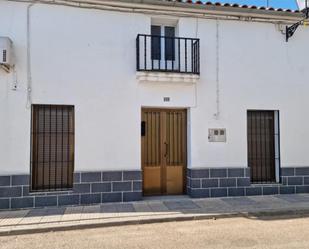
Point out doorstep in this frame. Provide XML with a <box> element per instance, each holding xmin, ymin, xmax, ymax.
<box><xmin>2</xmin><ymin>194</ymin><xmax>309</xmax><ymax>235</ymax></box>
<box><xmin>142</xmin><ymin>195</ymin><xmax>190</xmax><ymax>201</ymax></box>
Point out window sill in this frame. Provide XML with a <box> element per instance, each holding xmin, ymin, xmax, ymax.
<box><xmin>137</xmin><ymin>71</ymin><xmax>200</xmax><ymax>84</ymax></box>
<box><xmin>251</xmin><ymin>183</ymin><xmax>282</xmax><ymax>187</ymax></box>
<box><xmin>29</xmin><ymin>189</ymin><xmax>73</xmax><ymax>196</ymax></box>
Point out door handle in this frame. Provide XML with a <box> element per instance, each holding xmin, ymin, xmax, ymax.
<box><xmin>164</xmin><ymin>142</ymin><xmax>168</xmax><ymax>158</ymax></box>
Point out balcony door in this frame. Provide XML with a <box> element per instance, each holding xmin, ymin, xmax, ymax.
<box><xmin>141</xmin><ymin>108</ymin><xmax>187</xmax><ymax>195</ymax></box>
<box><xmin>151</xmin><ymin>25</ymin><xmax>176</xmax><ymax>71</ymax></box>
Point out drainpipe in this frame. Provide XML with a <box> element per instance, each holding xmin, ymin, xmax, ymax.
<box><xmin>26</xmin><ymin>2</ymin><xmax>36</xmax><ymax>109</ymax></box>
<box><xmin>214</xmin><ymin>19</ymin><xmax>220</xmax><ymax>120</ymax></box>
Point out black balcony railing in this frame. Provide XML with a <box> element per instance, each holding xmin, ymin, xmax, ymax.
<box><xmin>136</xmin><ymin>34</ymin><xmax>200</xmax><ymax>75</ymax></box>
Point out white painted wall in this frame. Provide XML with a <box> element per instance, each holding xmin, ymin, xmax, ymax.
<box><xmin>1</xmin><ymin>2</ymin><xmax>309</xmax><ymax>175</ymax></box>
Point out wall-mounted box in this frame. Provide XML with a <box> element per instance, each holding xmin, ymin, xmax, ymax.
<box><xmin>208</xmin><ymin>128</ymin><xmax>226</xmax><ymax>142</ymax></box>
<box><xmin>0</xmin><ymin>37</ymin><xmax>13</xmax><ymax>72</ymax></box>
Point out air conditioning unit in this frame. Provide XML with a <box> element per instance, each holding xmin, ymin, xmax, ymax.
<box><xmin>0</xmin><ymin>37</ymin><xmax>13</xmax><ymax>72</ymax></box>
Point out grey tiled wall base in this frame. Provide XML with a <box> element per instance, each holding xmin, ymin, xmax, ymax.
<box><xmin>187</xmin><ymin>167</ymin><xmax>309</xmax><ymax>198</ymax></box>
<box><xmin>281</xmin><ymin>167</ymin><xmax>309</xmax><ymax>194</ymax></box>
<box><xmin>187</xmin><ymin>168</ymin><xmax>251</xmax><ymax>198</ymax></box>
<box><xmin>0</xmin><ymin>170</ymin><xmax>142</xmax><ymax>210</ymax></box>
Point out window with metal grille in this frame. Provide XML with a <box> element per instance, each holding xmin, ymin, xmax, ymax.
<box><xmin>31</xmin><ymin>105</ymin><xmax>74</xmax><ymax>191</ymax></box>
<box><xmin>247</xmin><ymin>110</ymin><xmax>280</xmax><ymax>183</ymax></box>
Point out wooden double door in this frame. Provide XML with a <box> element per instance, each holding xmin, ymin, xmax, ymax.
<box><xmin>141</xmin><ymin>108</ymin><xmax>187</xmax><ymax>195</ymax></box>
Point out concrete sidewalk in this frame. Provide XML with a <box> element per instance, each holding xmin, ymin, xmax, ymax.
<box><xmin>1</xmin><ymin>194</ymin><xmax>309</xmax><ymax>235</ymax></box>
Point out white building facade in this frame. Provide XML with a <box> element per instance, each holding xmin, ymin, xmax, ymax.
<box><xmin>1</xmin><ymin>0</ymin><xmax>309</xmax><ymax>209</ymax></box>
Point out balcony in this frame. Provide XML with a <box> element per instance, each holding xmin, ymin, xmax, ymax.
<box><xmin>136</xmin><ymin>34</ymin><xmax>200</xmax><ymax>83</ymax></box>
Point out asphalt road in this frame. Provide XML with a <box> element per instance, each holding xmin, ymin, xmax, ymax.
<box><xmin>1</xmin><ymin>216</ymin><xmax>309</xmax><ymax>249</ymax></box>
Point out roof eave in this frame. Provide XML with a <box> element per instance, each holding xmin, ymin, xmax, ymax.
<box><xmin>92</xmin><ymin>0</ymin><xmax>303</xmax><ymax>21</ymax></box>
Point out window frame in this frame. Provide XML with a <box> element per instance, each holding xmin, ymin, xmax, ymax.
<box><xmin>150</xmin><ymin>24</ymin><xmax>176</xmax><ymax>62</ymax></box>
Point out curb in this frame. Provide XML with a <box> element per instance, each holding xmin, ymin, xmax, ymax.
<box><xmin>0</xmin><ymin>213</ymin><xmax>242</xmax><ymax>236</ymax></box>
<box><xmin>2</xmin><ymin>208</ymin><xmax>309</xmax><ymax>236</ymax></box>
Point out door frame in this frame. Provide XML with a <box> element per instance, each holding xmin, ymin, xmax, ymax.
<box><xmin>141</xmin><ymin>107</ymin><xmax>188</xmax><ymax>195</ymax></box>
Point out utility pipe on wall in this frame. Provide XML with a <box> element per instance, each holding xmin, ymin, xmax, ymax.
<box><xmin>192</xmin><ymin>17</ymin><xmax>199</xmax><ymax>108</ymax></box>
<box><xmin>26</xmin><ymin>2</ymin><xmax>36</xmax><ymax>109</ymax></box>
<box><xmin>214</xmin><ymin>19</ymin><xmax>220</xmax><ymax>120</ymax></box>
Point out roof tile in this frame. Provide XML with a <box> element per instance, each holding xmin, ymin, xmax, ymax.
<box><xmin>172</xmin><ymin>0</ymin><xmax>300</xmax><ymax>13</ymax></box>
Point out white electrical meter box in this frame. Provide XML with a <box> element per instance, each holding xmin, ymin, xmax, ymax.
<box><xmin>208</xmin><ymin>128</ymin><xmax>226</xmax><ymax>142</ymax></box>
<box><xmin>0</xmin><ymin>37</ymin><xmax>13</xmax><ymax>69</ymax></box>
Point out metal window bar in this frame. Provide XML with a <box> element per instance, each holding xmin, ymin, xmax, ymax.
<box><xmin>165</xmin><ymin>37</ymin><xmax>167</xmax><ymax>71</ymax></box>
<box><xmin>184</xmin><ymin>38</ymin><xmax>187</xmax><ymax>72</ymax></box>
<box><xmin>193</xmin><ymin>40</ymin><xmax>199</xmax><ymax>74</ymax></box>
<box><xmin>136</xmin><ymin>36</ymin><xmax>139</xmax><ymax>71</ymax></box>
<box><xmin>31</xmin><ymin>105</ymin><xmax>75</xmax><ymax>192</ymax></box>
<box><xmin>136</xmin><ymin>34</ymin><xmax>200</xmax><ymax>75</ymax></box>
